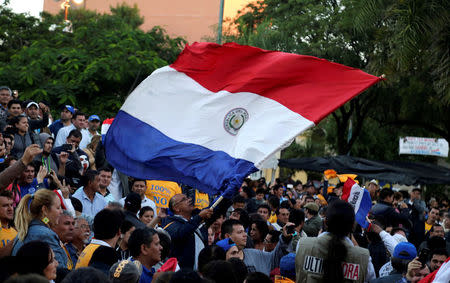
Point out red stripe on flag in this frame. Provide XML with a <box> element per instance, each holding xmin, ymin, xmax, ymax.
<box><xmin>171</xmin><ymin>42</ymin><xmax>382</xmax><ymax>123</ymax></box>
<box><xmin>342</xmin><ymin>178</ymin><xmax>356</xmax><ymax>201</ymax></box>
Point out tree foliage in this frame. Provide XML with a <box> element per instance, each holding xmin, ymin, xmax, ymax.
<box><xmin>227</xmin><ymin>0</ymin><xmax>449</xmax><ymax>164</ymax></box>
<box><xmin>0</xmin><ymin>4</ymin><xmax>185</xmax><ymax>117</ymax></box>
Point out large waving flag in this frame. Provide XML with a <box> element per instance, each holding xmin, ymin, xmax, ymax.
<box><xmin>342</xmin><ymin>178</ymin><xmax>372</xmax><ymax>228</ymax></box>
<box><xmin>105</xmin><ymin>42</ymin><xmax>382</xmax><ymax>196</ymax></box>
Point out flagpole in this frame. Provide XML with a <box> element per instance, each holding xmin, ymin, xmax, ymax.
<box><xmin>217</xmin><ymin>0</ymin><xmax>225</xmax><ymax>44</ymax></box>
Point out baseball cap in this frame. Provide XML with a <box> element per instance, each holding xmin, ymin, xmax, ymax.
<box><xmin>369</xmin><ymin>179</ymin><xmax>379</xmax><ymax>185</ymax></box>
<box><xmin>63</xmin><ymin>105</ymin><xmax>75</xmax><ymax>114</ymax></box>
<box><xmin>26</xmin><ymin>101</ymin><xmax>39</xmax><ymax>109</ymax></box>
<box><xmin>89</xmin><ymin>114</ymin><xmax>101</xmax><ymax>122</ymax></box>
<box><xmin>216</xmin><ymin>238</ymin><xmax>236</xmax><ymax>252</ymax></box>
<box><xmin>280</xmin><ymin>253</ymin><xmax>296</xmax><ymax>278</ymax></box>
<box><xmin>393</xmin><ymin>242</ymin><xmax>417</xmax><ymax>260</ymax></box>
<box><xmin>304</xmin><ymin>202</ymin><xmax>319</xmax><ymax>212</ymax></box>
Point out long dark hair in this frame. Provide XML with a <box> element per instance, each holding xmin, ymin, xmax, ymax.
<box><xmin>323</xmin><ymin>200</ymin><xmax>355</xmax><ymax>282</ymax></box>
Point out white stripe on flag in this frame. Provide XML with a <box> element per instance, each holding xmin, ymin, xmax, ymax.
<box><xmin>347</xmin><ymin>183</ymin><xmax>364</xmax><ymax>212</ymax></box>
<box><xmin>121</xmin><ymin>66</ymin><xmax>314</xmax><ymax>167</ymax></box>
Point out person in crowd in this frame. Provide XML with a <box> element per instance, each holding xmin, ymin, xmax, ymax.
<box><xmin>84</xmin><ymin>135</ymin><xmax>101</xmax><ymax>171</ymax></box>
<box><xmin>0</xmin><ymin>86</ymin><xmax>12</xmax><ymax>128</ymax></box>
<box><xmin>9</xmin><ymin>115</ymin><xmax>42</xmax><ymax>159</ymax></box>
<box><xmin>0</xmin><ymin>190</ymin><xmax>16</xmax><ymax>257</ymax></box>
<box><xmin>15</xmin><ymin>241</ymin><xmax>59</xmax><ymax>281</ymax></box>
<box><xmin>366</xmin><ymin>179</ymin><xmax>380</xmax><ymax>201</ymax></box>
<box><xmin>246</xmin><ymin>188</ymin><xmax>266</xmax><ymax>214</ymax></box>
<box><xmin>128</xmin><ymin>227</ymin><xmax>162</xmax><ymax>282</ymax></box>
<box><xmin>198</xmin><ymin>245</ymin><xmax>226</xmax><ymax>274</ymax></box>
<box><xmin>274</xmin><ymin>253</ymin><xmax>296</xmax><ymax>283</ymax></box>
<box><xmin>302</xmin><ymin>202</ymin><xmax>322</xmax><ymax>237</ymax></box>
<box><xmin>76</xmin><ymin>208</ymin><xmax>124</xmax><ymax>271</ymax></box>
<box><xmin>139</xmin><ymin>206</ymin><xmax>154</xmax><ymax>226</ymax></box>
<box><xmin>264</xmin><ymin>230</ymin><xmax>282</xmax><ymax>252</ymax></box>
<box><xmin>24</xmin><ymin>101</ymin><xmax>44</xmax><ymax>134</ymax></box>
<box><xmin>97</xmin><ymin>167</ymin><xmax>114</xmax><ymax>203</ymax></box>
<box><xmin>216</xmin><ymin>238</ymin><xmax>242</xmax><ymax>260</ymax></box>
<box><xmin>12</xmin><ymin>189</ymin><xmax>68</xmax><ymax>269</ymax></box>
<box><xmin>119</xmin><ymin>179</ymin><xmax>157</xmax><ymax>217</ymax></box>
<box><xmin>249</xmin><ymin>220</ymin><xmax>269</xmax><ymax>250</ymax></box>
<box><xmin>35</xmin><ymin>133</ymin><xmax>68</xmax><ymax>176</ymax></box>
<box><xmin>428</xmin><ymin>248</ymin><xmax>448</xmax><ymax>272</ymax></box>
<box><xmin>3</xmin><ymin>134</ymin><xmax>14</xmax><ymax>158</ymax></box>
<box><xmin>6</xmin><ymin>100</ymin><xmax>23</xmax><ymax>121</ymax></box>
<box><xmin>272</xmin><ymin>207</ymin><xmax>290</xmax><ymax>231</ymax></box>
<box><xmin>419</xmin><ymin>224</ymin><xmax>450</xmax><ymax>254</ymax></box>
<box><xmin>66</xmin><ymin>215</ymin><xmax>90</xmax><ymax>265</ymax></box>
<box><xmin>7</xmin><ymin>163</ymin><xmax>46</xmax><ymax>200</ymax></box>
<box><xmin>162</xmin><ymin>193</ymin><xmax>213</xmax><ymax>270</ymax></box>
<box><xmin>72</xmin><ymin>170</ymin><xmax>107</xmax><ymax>218</ymax></box>
<box><xmin>289</xmin><ymin>209</ymin><xmax>307</xmax><ymax>252</ymax></box>
<box><xmin>108</xmin><ymin>260</ymin><xmax>141</xmax><ymax>283</ymax></box>
<box><xmin>221</xmin><ymin>218</ymin><xmax>293</xmax><ymax>275</ymax></box>
<box><xmin>116</xmin><ymin>220</ymin><xmax>135</xmax><ymax>260</ymax></box>
<box><xmin>295</xmin><ymin>200</ymin><xmax>376</xmax><ymax>282</ymax></box>
<box><xmin>54</xmin><ymin>111</ymin><xmax>91</xmax><ymax>150</ymax></box>
<box><xmin>49</xmin><ymin>105</ymin><xmax>74</xmax><ymax>139</ymax></box>
<box><xmin>87</xmin><ymin>115</ymin><xmax>101</xmax><ymax>139</ymax></box>
<box><xmin>123</xmin><ymin>192</ymin><xmax>145</xmax><ymax>229</ymax></box>
<box><xmin>267</xmin><ymin>196</ymin><xmax>280</xmax><ymax>224</ymax></box>
<box><xmin>371</xmin><ymin>188</ymin><xmax>411</xmax><ymax>229</ymax></box>
<box><xmin>371</xmin><ymin>242</ymin><xmax>417</xmax><ymax>282</ymax></box>
<box><xmin>405</xmin><ymin>257</ymin><xmax>431</xmax><ymax>282</ymax></box>
<box><xmin>424</xmin><ymin>207</ymin><xmax>440</xmax><ymax>234</ymax></box>
<box><xmin>257</xmin><ymin>204</ymin><xmax>271</xmax><ymax>224</ymax></box>
<box><xmin>202</xmin><ymin>260</ymin><xmax>238</xmax><ymax>283</ymax></box>
<box><xmin>0</xmin><ymin>144</ymin><xmax>41</xmax><ymax>202</ymax></box>
<box><xmin>226</xmin><ymin>195</ymin><xmax>246</xmax><ymax>218</ymax></box>
<box><xmin>52</xmin><ymin>129</ymin><xmax>87</xmax><ymax>178</ymax></box>
<box><xmin>51</xmin><ymin>210</ymin><xmax>75</xmax><ymax>270</ymax></box>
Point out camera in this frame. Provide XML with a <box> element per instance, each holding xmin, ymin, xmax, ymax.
<box><xmin>286</xmin><ymin>224</ymin><xmax>296</xmax><ymax>234</ymax></box>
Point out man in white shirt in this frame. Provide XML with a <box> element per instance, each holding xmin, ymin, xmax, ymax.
<box><xmin>119</xmin><ymin>179</ymin><xmax>157</xmax><ymax>216</ymax></box>
<box><xmin>54</xmin><ymin>111</ymin><xmax>91</xmax><ymax>150</ymax></box>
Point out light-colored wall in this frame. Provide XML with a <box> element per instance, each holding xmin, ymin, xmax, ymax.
<box><xmin>44</xmin><ymin>0</ymin><xmax>225</xmax><ymax>42</ymax></box>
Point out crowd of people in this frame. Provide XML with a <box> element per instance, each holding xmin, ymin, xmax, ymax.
<box><xmin>0</xmin><ymin>84</ymin><xmax>448</xmax><ymax>283</ymax></box>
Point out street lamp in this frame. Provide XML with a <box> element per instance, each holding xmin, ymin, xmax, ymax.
<box><xmin>60</xmin><ymin>0</ymin><xmax>84</xmax><ymax>21</ymax></box>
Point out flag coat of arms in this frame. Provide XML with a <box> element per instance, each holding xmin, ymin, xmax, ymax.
<box><xmin>105</xmin><ymin>42</ymin><xmax>382</xmax><ymax>196</ymax></box>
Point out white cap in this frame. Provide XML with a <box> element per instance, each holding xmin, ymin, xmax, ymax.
<box><xmin>26</xmin><ymin>101</ymin><xmax>39</xmax><ymax>109</ymax></box>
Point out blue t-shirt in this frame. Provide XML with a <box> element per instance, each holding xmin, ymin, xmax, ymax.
<box><xmin>20</xmin><ymin>178</ymin><xmax>49</xmax><ymax>197</ymax></box>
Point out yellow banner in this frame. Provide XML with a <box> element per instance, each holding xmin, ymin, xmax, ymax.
<box><xmin>194</xmin><ymin>190</ymin><xmax>210</xmax><ymax>209</ymax></box>
<box><xmin>145</xmin><ymin>180</ymin><xmax>182</xmax><ymax>208</ymax></box>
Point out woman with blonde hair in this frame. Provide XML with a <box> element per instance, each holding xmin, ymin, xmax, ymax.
<box><xmin>84</xmin><ymin>135</ymin><xmax>101</xmax><ymax>170</ymax></box>
<box><xmin>11</xmin><ymin>189</ymin><xmax>68</xmax><ymax>269</ymax></box>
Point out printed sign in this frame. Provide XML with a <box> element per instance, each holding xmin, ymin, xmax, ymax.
<box><xmin>194</xmin><ymin>189</ymin><xmax>210</xmax><ymax>209</ymax></box>
<box><xmin>303</xmin><ymin>256</ymin><xmax>360</xmax><ymax>280</ymax></box>
<box><xmin>399</xmin><ymin>137</ymin><xmax>448</xmax><ymax>157</ymax></box>
<box><xmin>145</xmin><ymin>180</ymin><xmax>182</xmax><ymax>208</ymax></box>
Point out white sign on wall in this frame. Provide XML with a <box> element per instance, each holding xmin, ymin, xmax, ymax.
<box><xmin>399</xmin><ymin>137</ymin><xmax>449</xmax><ymax>157</ymax></box>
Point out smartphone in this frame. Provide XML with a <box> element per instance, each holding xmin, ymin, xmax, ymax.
<box><xmin>418</xmin><ymin>248</ymin><xmax>430</xmax><ymax>267</ymax></box>
<box><xmin>61</xmin><ymin>144</ymin><xmax>72</xmax><ymax>152</ymax></box>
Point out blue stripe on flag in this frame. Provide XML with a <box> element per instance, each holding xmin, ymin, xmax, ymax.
<box><xmin>105</xmin><ymin>111</ymin><xmax>258</xmax><ymax>195</ymax></box>
<box><xmin>355</xmin><ymin>189</ymin><xmax>372</xmax><ymax>228</ymax></box>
